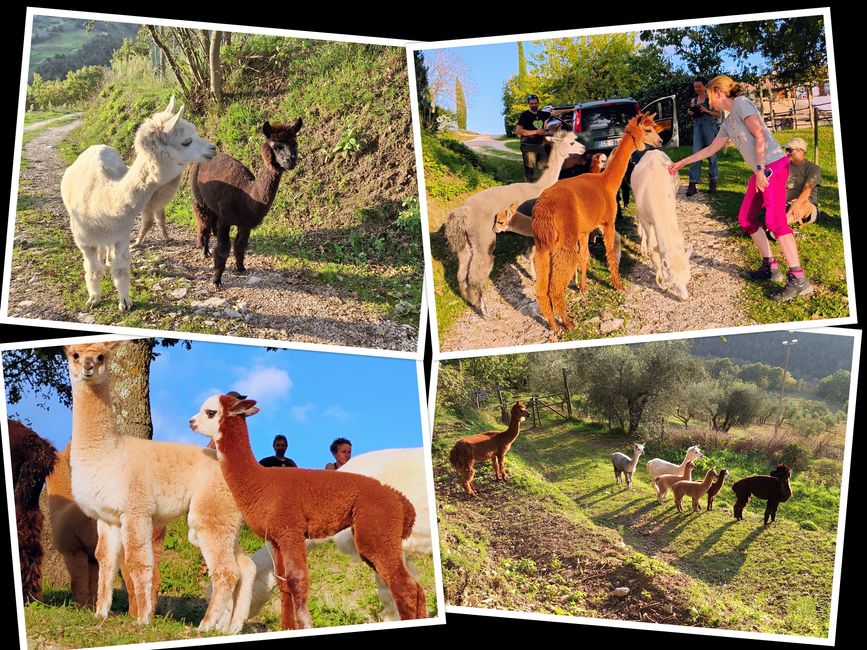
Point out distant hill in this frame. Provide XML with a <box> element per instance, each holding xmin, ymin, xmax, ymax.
<box><xmin>28</xmin><ymin>16</ymin><xmax>139</xmax><ymax>82</ymax></box>
<box><xmin>690</xmin><ymin>331</ymin><xmax>855</xmax><ymax>382</ymax></box>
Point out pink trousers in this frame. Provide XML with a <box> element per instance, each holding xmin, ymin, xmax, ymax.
<box><xmin>738</xmin><ymin>156</ymin><xmax>791</xmax><ymax>237</ymax></box>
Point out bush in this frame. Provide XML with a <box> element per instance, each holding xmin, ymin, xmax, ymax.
<box><xmin>801</xmin><ymin>458</ymin><xmax>842</xmax><ymax>487</ymax></box>
<box><xmin>774</xmin><ymin>442</ymin><xmax>810</xmax><ymax>472</ymax></box>
<box><xmin>26</xmin><ymin>66</ymin><xmax>106</xmax><ymax>110</ymax></box>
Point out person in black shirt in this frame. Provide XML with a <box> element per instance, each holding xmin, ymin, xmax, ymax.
<box><xmin>259</xmin><ymin>434</ymin><xmax>298</xmax><ymax>468</ymax></box>
<box><xmin>515</xmin><ymin>94</ymin><xmax>572</xmax><ymax>182</ymax></box>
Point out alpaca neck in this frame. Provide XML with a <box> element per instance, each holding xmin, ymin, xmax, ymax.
<box><xmin>600</xmin><ymin>132</ymin><xmax>639</xmax><ymax>190</ymax></box>
<box><xmin>506</xmin><ymin>212</ymin><xmax>534</xmax><ymax>237</ymax></box>
<box><xmin>250</xmin><ymin>142</ymin><xmax>283</xmax><ymax>209</ymax></box>
<box><xmin>535</xmin><ymin>145</ymin><xmax>571</xmax><ymax>189</ymax></box>
<box><xmin>115</xmin><ymin>147</ymin><xmax>177</xmax><ymax>220</ymax></box>
<box><xmin>215</xmin><ymin>419</ymin><xmax>268</xmax><ymax>511</ymax></box>
<box><xmin>675</xmin><ymin>453</ymin><xmax>695</xmax><ymax>475</ymax></box>
<box><xmin>700</xmin><ymin>473</ymin><xmax>716</xmax><ymax>489</ymax></box>
<box><xmin>70</xmin><ymin>380</ymin><xmax>119</xmax><ymax>456</ymax></box>
<box><xmin>778</xmin><ymin>476</ymin><xmax>792</xmax><ymax>501</ymax></box>
<box><xmin>499</xmin><ymin>413</ymin><xmax>524</xmax><ymax>446</ymax></box>
<box><xmin>626</xmin><ymin>451</ymin><xmax>643</xmax><ymax>473</ymax></box>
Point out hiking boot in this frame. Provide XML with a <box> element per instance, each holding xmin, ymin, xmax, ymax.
<box><xmin>774</xmin><ymin>273</ymin><xmax>814</xmax><ymax>301</ymax></box>
<box><xmin>686</xmin><ymin>183</ymin><xmax>698</xmax><ymax>197</ymax></box>
<box><xmin>746</xmin><ymin>259</ymin><xmax>784</xmax><ymax>282</ymax></box>
<box><xmin>708</xmin><ymin>179</ymin><xmax>717</xmax><ymax>193</ymax></box>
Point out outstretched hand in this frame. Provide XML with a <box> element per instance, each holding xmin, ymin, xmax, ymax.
<box><xmin>668</xmin><ymin>162</ymin><xmax>684</xmax><ymax>175</ymax></box>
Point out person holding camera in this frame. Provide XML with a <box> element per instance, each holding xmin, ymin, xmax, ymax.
<box><xmin>669</xmin><ymin>75</ymin><xmax>812</xmax><ymax>301</ymax></box>
<box><xmin>686</xmin><ymin>76</ymin><xmax>721</xmax><ymax>197</ymax></box>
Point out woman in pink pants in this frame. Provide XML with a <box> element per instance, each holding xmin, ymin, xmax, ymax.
<box><xmin>669</xmin><ymin>75</ymin><xmax>812</xmax><ymax>302</ymax></box>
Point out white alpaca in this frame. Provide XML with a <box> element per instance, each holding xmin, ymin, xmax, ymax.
<box><xmin>444</xmin><ymin>130</ymin><xmax>585</xmax><ymax>316</ymax></box>
<box><xmin>630</xmin><ymin>150</ymin><xmax>692</xmax><ymax>300</ymax></box>
<box><xmin>65</xmin><ymin>341</ymin><xmax>254</xmax><ymax>633</ymax></box>
<box><xmin>647</xmin><ymin>445</ymin><xmax>703</xmax><ymax>496</ymax></box>
<box><xmin>611</xmin><ymin>442</ymin><xmax>645</xmax><ymax>489</ymax></box>
<box><xmin>61</xmin><ymin>97</ymin><xmax>216</xmax><ymax>310</ymax></box>
<box><xmin>246</xmin><ymin>448</ymin><xmax>431</xmax><ymax>621</ymax></box>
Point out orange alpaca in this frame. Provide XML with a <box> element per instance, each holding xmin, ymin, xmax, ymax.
<box><xmin>449</xmin><ymin>401</ymin><xmax>530</xmax><ymax>496</ymax></box>
<box><xmin>532</xmin><ymin>113</ymin><xmax>664</xmax><ymax>331</ymax></box>
<box><xmin>191</xmin><ymin>395</ymin><xmax>426</xmax><ymax>630</ymax></box>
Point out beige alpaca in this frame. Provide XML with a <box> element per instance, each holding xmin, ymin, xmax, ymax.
<box><xmin>61</xmin><ymin>97</ymin><xmax>216</xmax><ymax>311</ymax></box>
<box><xmin>131</xmin><ymin>174</ymin><xmax>182</xmax><ymax>248</ymax></box>
<box><xmin>46</xmin><ymin>445</ymin><xmax>165</xmax><ymax>615</ymax></box>
<box><xmin>673</xmin><ymin>468</ymin><xmax>719</xmax><ymax>513</ymax></box>
<box><xmin>65</xmin><ymin>342</ymin><xmax>254</xmax><ymax>632</ymax></box>
<box><xmin>652</xmin><ymin>459</ymin><xmax>694</xmax><ymax>504</ymax></box>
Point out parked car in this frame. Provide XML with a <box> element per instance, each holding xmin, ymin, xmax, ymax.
<box><xmin>544</xmin><ymin>95</ymin><xmax>679</xmax><ymax>158</ymax></box>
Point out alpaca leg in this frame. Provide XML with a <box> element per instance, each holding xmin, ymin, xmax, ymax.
<box><xmin>64</xmin><ymin>550</ymin><xmax>91</xmax><ymax>607</ymax></box>
<box><xmin>733</xmin><ymin>493</ymin><xmax>750</xmax><ymax>520</ymax></box>
<box><xmin>271</xmin><ymin>545</ymin><xmax>296</xmax><ymax>630</ymax></box>
<box><xmin>233</xmin><ymin>225</ymin><xmax>250</xmax><ymax>274</ymax></box>
<box><xmin>108</xmin><ymin>241</ymin><xmax>133</xmax><ymax>311</ymax></box>
<box><xmin>626</xmin><ymin>471</ymin><xmax>633</xmax><ymax>489</ymax></box>
<box><xmin>213</xmin><ymin>224</ymin><xmax>232</xmax><ymax>288</ymax></box>
<box><xmin>87</xmin><ymin>558</ymin><xmax>99</xmax><ymax>608</ymax></box>
<box><xmin>132</xmin><ymin>209</ymin><xmax>155</xmax><ymax>248</ymax></box>
<box><xmin>674</xmin><ymin>494</ymin><xmax>684</xmax><ymax>513</ymax></box>
<box><xmin>149</xmin><ymin>526</ymin><xmax>165</xmax><ymax>618</ymax></box>
<box><xmin>227</xmin><ymin>547</ymin><xmax>256</xmax><ymax>634</ymax></box>
<box><xmin>355</xmin><ymin>512</ymin><xmax>426</xmax><ymax>620</ymax></box>
<box><xmin>764</xmin><ymin>502</ymin><xmax>773</xmax><ymax>525</ymax></box>
<box><xmin>375</xmin><ymin>571</ymin><xmax>401</xmax><ymax>621</ymax></box>
<box><xmin>469</xmin><ymin>250</ymin><xmax>495</xmax><ymax>318</ymax></box>
<box><xmin>193</xmin><ymin>203</ymin><xmax>211</xmax><ymax>258</ymax></box>
<box><xmin>534</xmin><ymin>248</ymin><xmax>558</xmax><ymax>331</ymax></box>
<box><xmin>498</xmin><ymin>452</ymin><xmax>508</xmax><ymax>480</ymax></box>
<box><xmin>80</xmin><ymin>245</ymin><xmax>105</xmax><ymax>309</ymax></box>
<box><xmin>550</xmin><ymin>246</ymin><xmax>577</xmax><ymax>330</ymax></box>
<box><xmin>275</xmin><ymin>537</ymin><xmax>313</xmax><ymax>629</ymax></box>
<box><xmin>707</xmin><ymin>495</ymin><xmax>714</xmax><ymax>511</ymax></box>
<box><xmin>613</xmin><ymin>465</ymin><xmax>621</xmax><ymax>484</ymax></box>
<box><xmin>454</xmin><ymin>244</ymin><xmax>472</xmax><ymax>302</ymax></box>
<box><xmin>94</xmin><ymin>520</ymin><xmax>123</xmax><ymax>619</ymax></box>
<box><xmin>603</xmin><ymin>225</ymin><xmax>622</xmax><ymax>291</ymax></box>
<box><xmin>490</xmin><ymin>455</ymin><xmax>501</xmax><ymax>481</ymax></box>
<box><xmin>156</xmin><ymin>208</ymin><xmax>169</xmax><ymax>241</ymax></box>
<box><xmin>119</xmin><ymin>514</ymin><xmax>155</xmax><ymax>624</ymax></box>
<box><xmin>526</xmin><ymin>243</ymin><xmax>537</xmax><ymax>280</ymax></box>
<box><xmin>577</xmin><ymin>236</ymin><xmax>591</xmax><ymax>293</ymax></box>
<box><xmin>119</xmin><ymin>547</ymin><xmax>139</xmax><ymax>618</ymax></box>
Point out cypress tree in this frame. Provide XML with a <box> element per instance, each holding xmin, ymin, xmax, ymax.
<box><xmin>455</xmin><ymin>77</ymin><xmax>467</xmax><ymax>131</ymax></box>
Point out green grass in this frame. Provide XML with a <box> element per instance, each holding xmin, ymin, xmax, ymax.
<box><xmin>23</xmin><ymin>111</ymin><xmax>67</xmax><ymax>126</ymax></box>
<box><xmin>28</xmin><ymin>517</ymin><xmax>438</xmax><ymax>647</ymax></box>
<box><xmin>433</xmin><ymin>408</ymin><xmax>838</xmax><ymax>637</ymax></box>
<box><xmin>667</xmin><ymin>125</ymin><xmax>848</xmax><ymax>323</ymax></box>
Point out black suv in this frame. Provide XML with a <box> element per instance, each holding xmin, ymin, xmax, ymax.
<box><xmin>545</xmin><ymin>95</ymin><xmax>679</xmax><ymax>156</ymax></box>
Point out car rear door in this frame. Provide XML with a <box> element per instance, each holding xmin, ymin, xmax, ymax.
<box><xmin>642</xmin><ymin>95</ymin><xmax>678</xmax><ymax>148</ymax></box>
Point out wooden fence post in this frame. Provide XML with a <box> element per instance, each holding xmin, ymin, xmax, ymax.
<box><xmin>813</xmin><ymin>107</ymin><xmax>820</xmax><ymax>165</ymax></box>
<box><xmin>562</xmin><ymin>368</ymin><xmax>573</xmax><ymax>419</ymax></box>
<box><xmin>495</xmin><ymin>386</ymin><xmax>509</xmax><ymax>424</ymax></box>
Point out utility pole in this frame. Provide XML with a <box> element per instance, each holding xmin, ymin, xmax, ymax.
<box><xmin>775</xmin><ymin>336</ymin><xmax>798</xmax><ymax>434</ymax></box>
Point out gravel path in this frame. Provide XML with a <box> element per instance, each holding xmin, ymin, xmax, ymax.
<box><xmin>22</xmin><ymin>112</ymin><xmax>83</xmax><ymax>132</ymax></box>
<box><xmin>463</xmin><ymin>135</ymin><xmax>520</xmax><ymax>156</ymax></box>
<box><xmin>440</xmin><ymin>188</ymin><xmax>752</xmax><ymax>353</ymax></box>
<box><xmin>6</xmin><ymin>121</ymin><xmax>419</xmax><ymax>352</ymax></box>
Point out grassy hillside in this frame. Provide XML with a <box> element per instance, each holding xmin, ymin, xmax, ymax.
<box><xmin>27</xmin><ymin>516</ymin><xmax>437</xmax><ymax>647</ymax></box>
<box><xmin>433</xmin><ymin>408</ymin><xmax>839</xmax><ymax>638</ymax></box>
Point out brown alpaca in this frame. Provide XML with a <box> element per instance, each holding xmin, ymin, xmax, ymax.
<box><xmin>190</xmin><ymin>395</ymin><xmax>426</xmax><ymax>630</ymax></box>
<box><xmin>653</xmin><ymin>459</ymin><xmax>694</xmax><ymax>504</ymax></box>
<box><xmin>190</xmin><ymin>119</ymin><xmax>302</xmax><ymax>288</ymax></box>
<box><xmin>449</xmin><ymin>401</ymin><xmax>530</xmax><ymax>496</ymax></box>
<box><xmin>673</xmin><ymin>469</ymin><xmax>719</xmax><ymax>513</ymax></box>
<box><xmin>705</xmin><ymin>468</ymin><xmax>728</xmax><ymax>511</ymax></box>
<box><xmin>588</xmin><ymin>152</ymin><xmax>608</xmax><ymax>173</ymax></box>
<box><xmin>7</xmin><ymin>419</ymin><xmax>57</xmax><ymax>604</ymax></box>
<box><xmin>732</xmin><ymin>464</ymin><xmax>792</xmax><ymax>524</ymax></box>
<box><xmin>46</xmin><ymin>445</ymin><xmax>165</xmax><ymax>614</ymax></box>
<box><xmin>532</xmin><ymin>113</ymin><xmax>664</xmax><ymax>331</ymax></box>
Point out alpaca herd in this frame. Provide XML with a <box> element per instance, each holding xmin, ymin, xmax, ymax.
<box><xmin>7</xmin><ymin>341</ymin><xmax>429</xmax><ymax>632</ymax></box>
<box><xmin>60</xmin><ymin>98</ymin><xmax>303</xmax><ymax>310</ymax></box>
<box><xmin>447</xmin><ymin>111</ymin><xmax>696</xmax><ymax>331</ymax></box>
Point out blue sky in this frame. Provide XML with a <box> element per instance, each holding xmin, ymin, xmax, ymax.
<box><xmin>421</xmin><ymin>33</ymin><xmax>771</xmax><ymax>135</ymax></box>
<box><xmin>5</xmin><ymin>341</ymin><xmax>424</xmax><ymax>469</ymax></box>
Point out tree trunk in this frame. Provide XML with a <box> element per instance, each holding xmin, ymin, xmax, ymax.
<box><xmin>209</xmin><ymin>31</ymin><xmax>222</xmax><ymax>106</ymax></box>
<box><xmin>110</xmin><ymin>340</ymin><xmax>153</xmax><ymax>440</ymax></box>
<box><xmin>627</xmin><ymin>398</ymin><xmax>646</xmax><ymax>437</ymax></box>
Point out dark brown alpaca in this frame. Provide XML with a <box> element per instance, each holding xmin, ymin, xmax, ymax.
<box><xmin>449</xmin><ymin>401</ymin><xmax>530</xmax><ymax>496</ymax></box>
<box><xmin>190</xmin><ymin>119</ymin><xmax>302</xmax><ymax>288</ymax></box>
<box><xmin>732</xmin><ymin>464</ymin><xmax>792</xmax><ymax>524</ymax></box>
<box><xmin>532</xmin><ymin>113</ymin><xmax>663</xmax><ymax>332</ymax></box>
<box><xmin>705</xmin><ymin>467</ymin><xmax>728</xmax><ymax>511</ymax></box>
<box><xmin>190</xmin><ymin>395</ymin><xmax>426</xmax><ymax>630</ymax></box>
<box><xmin>7</xmin><ymin>420</ymin><xmax>57</xmax><ymax>604</ymax></box>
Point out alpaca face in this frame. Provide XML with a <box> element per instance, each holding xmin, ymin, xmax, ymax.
<box><xmin>660</xmin><ymin>256</ymin><xmax>691</xmax><ymax>301</ymax></box>
<box><xmin>771</xmin><ymin>464</ymin><xmax>791</xmax><ymax>481</ymax></box>
<box><xmin>685</xmin><ymin>445</ymin><xmax>703</xmax><ymax>462</ymax></box>
<box><xmin>263</xmin><ymin>119</ymin><xmax>302</xmax><ymax>171</ymax></box>
<box><xmin>190</xmin><ymin>395</ymin><xmax>260</xmax><ymax>443</ymax></box>
<box><xmin>137</xmin><ymin>105</ymin><xmax>217</xmax><ymax>172</ymax></box>
<box><xmin>633</xmin><ymin>443</ymin><xmax>645</xmax><ymax>455</ymax></box>
<box><xmin>65</xmin><ymin>342</ymin><xmax>121</xmax><ymax>385</ymax></box>
<box><xmin>493</xmin><ymin>203</ymin><xmax>519</xmax><ymax>233</ymax></box>
<box><xmin>512</xmin><ymin>401</ymin><xmax>531</xmax><ymax>422</ymax></box>
<box><xmin>549</xmin><ymin>130</ymin><xmax>584</xmax><ymax>157</ymax></box>
<box><xmin>589</xmin><ymin>153</ymin><xmax>607</xmax><ymax>173</ymax></box>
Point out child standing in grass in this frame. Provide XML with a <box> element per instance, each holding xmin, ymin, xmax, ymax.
<box><xmin>669</xmin><ymin>75</ymin><xmax>813</xmax><ymax>302</ymax></box>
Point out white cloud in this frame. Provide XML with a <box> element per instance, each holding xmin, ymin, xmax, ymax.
<box><xmin>324</xmin><ymin>405</ymin><xmax>352</xmax><ymax>422</ymax></box>
<box><xmin>291</xmin><ymin>402</ymin><xmax>316</xmax><ymax>422</ymax></box>
<box><xmin>232</xmin><ymin>365</ymin><xmax>293</xmax><ymax>402</ymax></box>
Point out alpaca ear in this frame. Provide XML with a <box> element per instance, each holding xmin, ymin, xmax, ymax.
<box><xmin>103</xmin><ymin>341</ymin><xmax>125</xmax><ymax>353</ymax></box>
<box><xmin>164</xmin><ymin>95</ymin><xmax>176</xmax><ymax>114</ymax></box>
<box><xmin>165</xmin><ymin>105</ymin><xmax>185</xmax><ymax>133</ymax></box>
<box><xmin>230</xmin><ymin>399</ymin><xmax>260</xmax><ymax>418</ymax></box>
<box><xmin>262</xmin><ymin>121</ymin><xmax>272</xmax><ymax>137</ymax></box>
<box><xmin>291</xmin><ymin>117</ymin><xmax>303</xmax><ymax>134</ymax></box>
